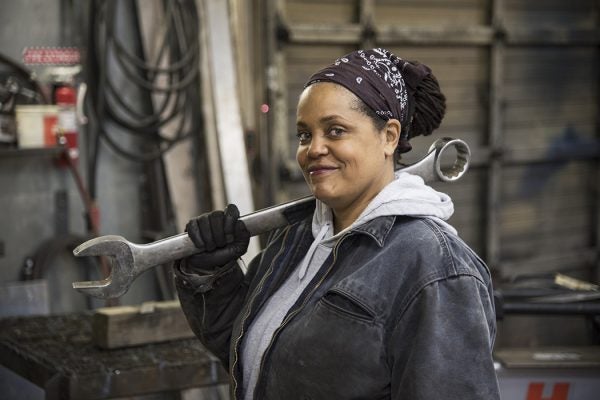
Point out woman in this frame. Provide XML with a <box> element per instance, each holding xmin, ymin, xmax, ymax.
<box><xmin>175</xmin><ymin>48</ymin><xmax>500</xmax><ymax>399</ymax></box>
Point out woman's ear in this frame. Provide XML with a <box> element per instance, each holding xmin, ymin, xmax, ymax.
<box><xmin>383</xmin><ymin>119</ymin><xmax>401</xmax><ymax>157</ymax></box>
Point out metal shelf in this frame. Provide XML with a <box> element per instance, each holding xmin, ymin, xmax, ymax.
<box><xmin>0</xmin><ymin>146</ymin><xmax>66</xmax><ymax>158</ymax></box>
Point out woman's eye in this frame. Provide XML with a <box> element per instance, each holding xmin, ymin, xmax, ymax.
<box><xmin>296</xmin><ymin>131</ymin><xmax>311</xmax><ymax>143</ymax></box>
<box><xmin>328</xmin><ymin>127</ymin><xmax>345</xmax><ymax>137</ymax></box>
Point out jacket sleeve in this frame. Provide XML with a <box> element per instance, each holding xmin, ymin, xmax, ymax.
<box><xmin>174</xmin><ymin>256</ymin><xmax>259</xmax><ymax>369</ymax></box>
<box><xmin>388</xmin><ymin>274</ymin><xmax>500</xmax><ymax>400</ymax></box>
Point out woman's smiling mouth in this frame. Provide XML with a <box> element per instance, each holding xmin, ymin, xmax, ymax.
<box><xmin>307</xmin><ymin>165</ymin><xmax>338</xmax><ymax>176</ymax></box>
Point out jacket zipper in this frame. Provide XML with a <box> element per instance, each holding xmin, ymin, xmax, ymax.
<box><xmin>251</xmin><ymin>233</ymin><xmax>351</xmax><ymax>399</ymax></box>
<box><xmin>230</xmin><ymin>228</ymin><xmax>292</xmax><ymax>398</ymax></box>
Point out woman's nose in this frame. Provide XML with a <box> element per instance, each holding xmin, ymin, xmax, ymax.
<box><xmin>306</xmin><ymin>135</ymin><xmax>328</xmax><ymax>158</ymax></box>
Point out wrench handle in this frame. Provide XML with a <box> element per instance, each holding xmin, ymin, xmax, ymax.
<box><xmin>132</xmin><ymin>195</ymin><xmax>316</xmax><ymax>271</ymax></box>
<box><xmin>135</xmin><ymin>137</ymin><xmax>470</xmax><ymax>269</ymax></box>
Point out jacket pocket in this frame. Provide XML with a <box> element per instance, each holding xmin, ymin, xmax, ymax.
<box><xmin>321</xmin><ymin>288</ymin><xmax>376</xmax><ymax>323</ymax></box>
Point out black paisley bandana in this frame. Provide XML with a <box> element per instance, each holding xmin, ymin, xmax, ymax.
<box><xmin>304</xmin><ymin>48</ymin><xmax>431</xmax><ymax>153</ymax></box>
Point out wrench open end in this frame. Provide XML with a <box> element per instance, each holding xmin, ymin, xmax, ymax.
<box><xmin>73</xmin><ymin>235</ymin><xmax>127</xmax><ymax>257</ymax></box>
<box><xmin>72</xmin><ymin>235</ymin><xmax>136</xmax><ymax>299</ymax></box>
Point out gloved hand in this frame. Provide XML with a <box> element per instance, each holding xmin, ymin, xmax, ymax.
<box><xmin>183</xmin><ymin>204</ymin><xmax>250</xmax><ymax>273</ymax></box>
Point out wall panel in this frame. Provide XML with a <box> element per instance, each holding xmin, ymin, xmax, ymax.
<box><xmin>503</xmin><ymin>0</ymin><xmax>598</xmax><ymax>30</ymax></box>
<box><xmin>286</xmin><ymin>0</ymin><xmax>358</xmax><ymax>24</ymax></box>
<box><xmin>375</xmin><ymin>0</ymin><xmax>488</xmax><ymax>26</ymax></box>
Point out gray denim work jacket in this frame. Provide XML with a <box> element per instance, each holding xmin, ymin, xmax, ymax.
<box><xmin>175</xmin><ymin>207</ymin><xmax>500</xmax><ymax>400</ymax></box>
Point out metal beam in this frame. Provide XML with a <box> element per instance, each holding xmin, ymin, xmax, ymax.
<box><xmin>506</xmin><ymin>28</ymin><xmax>600</xmax><ymax>46</ymax></box>
<box><xmin>360</xmin><ymin>0</ymin><xmax>375</xmax><ymax>49</ymax></box>
<box><xmin>455</xmin><ymin>144</ymin><xmax>600</xmax><ymax>168</ymax></box>
<box><xmin>485</xmin><ymin>0</ymin><xmax>505</xmax><ymax>274</ymax></box>
<box><xmin>202</xmin><ymin>0</ymin><xmax>261</xmax><ymax>264</ymax></box>
<box><xmin>377</xmin><ymin>25</ymin><xmax>494</xmax><ymax>46</ymax></box>
<box><xmin>196</xmin><ymin>0</ymin><xmax>225</xmax><ymax>211</ymax></box>
<box><xmin>286</xmin><ymin>24</ymin><xmax>362</xmax><ymax>44</ymax></box>
<box><xmin>503</xmin><ymin>144</ymin><xmax>600</xmax><ymax>164</ymax></box>
<box><xmin>595</xmin><ymin>3</ymin><xmax>600</xmax><ymax>284</ymax></box>
<box><xmin>283</xmin><ymin>23</ymin><xmax>598</xmax><ymax>47</ymax></box>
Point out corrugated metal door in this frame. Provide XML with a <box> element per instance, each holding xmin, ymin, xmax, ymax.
<box><xmin>262</xmin><ymin>0</ymin><xmax>600</xmax><ymax>345</ymax></box>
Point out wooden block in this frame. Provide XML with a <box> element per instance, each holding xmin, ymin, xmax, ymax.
<box><xmin>92</xmin><ymin>300</ymin><xmax>196</xmax><ymax>349</ymax></box>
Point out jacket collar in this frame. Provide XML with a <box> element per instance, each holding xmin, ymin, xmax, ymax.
<box><xmin>349</xmin><ymin>214</ymin><xmax>396</xmax><ymax>247</ymax></box>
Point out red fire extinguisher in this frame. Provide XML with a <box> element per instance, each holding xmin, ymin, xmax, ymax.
<box><xmin>55</xmin><ymin>85</ymin><xmax>78</xmax><ymax>161</ymax></box>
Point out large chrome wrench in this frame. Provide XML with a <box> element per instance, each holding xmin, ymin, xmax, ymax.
<box><xmin>72</xmin><ymin>137</ymin><xmax>470</xmax><ymax>299</ymax></box>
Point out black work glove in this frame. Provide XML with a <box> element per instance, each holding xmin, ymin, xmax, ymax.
<box><xmin>183</xmin><ymin>204</ymin><xmax>250</xmax><ymax>273</ymax></box>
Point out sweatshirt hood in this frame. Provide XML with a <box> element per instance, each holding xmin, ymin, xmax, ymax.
<box><xmin>295</xmin><ymin>170</ymin><xmax>455</xmax><ymax>280</ymax></box>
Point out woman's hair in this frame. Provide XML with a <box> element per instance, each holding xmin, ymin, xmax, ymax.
<box><xmin>408</xmin><ymin>61</ymin><xmax>446</xmax><ymax>139</ymax></box>
<box><xmin>354</xmin><ymin>61</ymin><xmax>446</xmax><ymax>155</ymax></box>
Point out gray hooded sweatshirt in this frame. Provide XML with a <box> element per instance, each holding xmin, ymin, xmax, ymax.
<box><xmin>241</xmin><ymin>171</ymin><xmax>455</xmax><ymax>399</ymax></box>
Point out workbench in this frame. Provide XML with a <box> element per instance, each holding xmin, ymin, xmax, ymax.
<box><xmin>0</xmin><ymin>313</ymin><xmax>229</xmax><ymax>399</ymax></box>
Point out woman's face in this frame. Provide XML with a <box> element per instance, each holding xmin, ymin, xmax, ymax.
<box><xmin>296</xmin><ymin>82</ymin><xmax>399</xmax><ymax>214</ymax></box>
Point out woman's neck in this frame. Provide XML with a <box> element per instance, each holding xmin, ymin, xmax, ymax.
<box><xmin>321</xmin><ymin>159</ymin><xmax>396</xmax><ymax>234</ymax></box>
<box><xmin>333</xmin><ymin>207</ymin><xmax>363</xmax><ymax>234</ymax></box>
<box><xmin>331</xmin><ymin>175</ymin><xmax>395</xmax><ymax>234</ymax></box>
